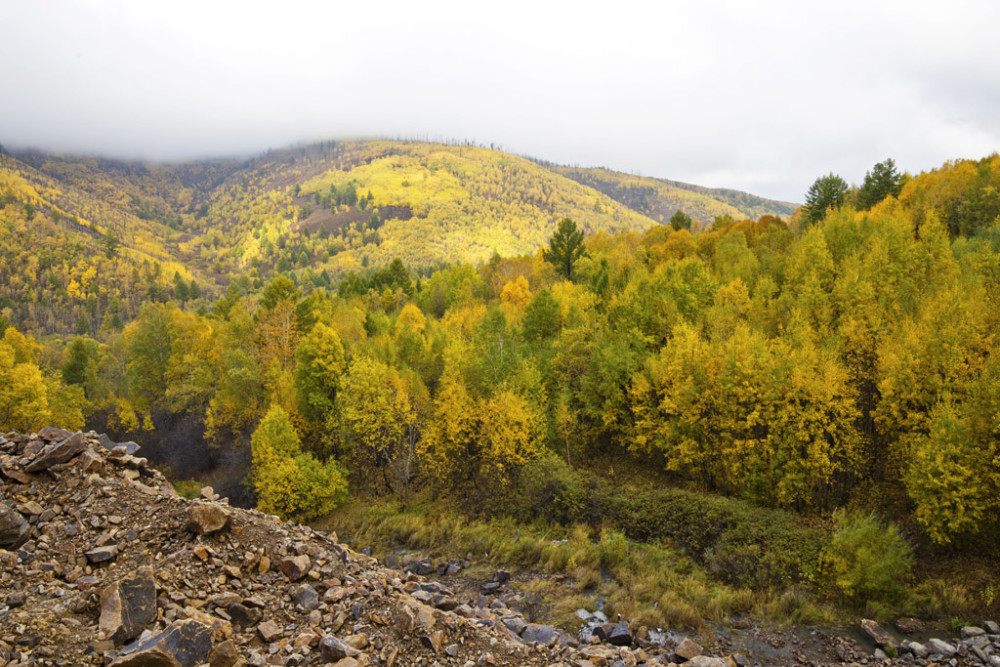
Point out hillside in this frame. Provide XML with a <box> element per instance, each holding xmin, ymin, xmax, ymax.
<box><xmin>2</xmin><ymin>140</ymin><xmax>802</xmax><ymax>337</ymax></box>
<box><xmin>553</xmin><ymin>166</ymin><xmax>797</xmax><ymax>224</ymax></box>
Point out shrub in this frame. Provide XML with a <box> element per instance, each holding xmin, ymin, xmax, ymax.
<box><xmin>819</xmin><ymin>510</ymin><xmax>912</xmax><ymax>603</ymax></box>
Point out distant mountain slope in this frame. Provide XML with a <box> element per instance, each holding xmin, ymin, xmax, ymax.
<box><xmin>199</xmin><ymin>140</ymin><xmax>658</xmax><ymax>274</ymax></box>
<box><xmin>552</xmin><ymin>166</ymin><xmax>797</xmax><ymax>224</ymax></box>
<box><xmin>0</xmin><ymin>139</ymin><xmax>800</xmax><ymax>335</ymax></box>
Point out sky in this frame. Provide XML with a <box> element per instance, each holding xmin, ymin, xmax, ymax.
<box><xmin>1</xmin><ymin>1</ymin><xmax>999</xmax><ymax>203</ymax></box>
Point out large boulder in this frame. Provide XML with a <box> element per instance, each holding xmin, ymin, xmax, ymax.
<box><xmin>24</xmin><ymin>431</ymin><xmax>85</xmax><ymax>472</ymax></box>
<box><xmin>675</xmin><ymin>637</ymin><xmax>704</xmax><ymax>661</ymax></box>
<box><xmin>110</xmin><ymin>619</ymin><xmax>214</xmax><ymax>667</ymax></box>
<box><xmin>184</xmin><ymin>502</ymin><xmax>231</xmax><ymax>536</ymax></box>
<box><xmin>100</xmin><ymin>568</ymin><xmax>158</xmax><ymax>645</ymax></box>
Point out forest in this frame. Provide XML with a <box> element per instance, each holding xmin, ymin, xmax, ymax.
<box><xmin>2</xmin><ymin>146</ymin><xmax>1000</xmax><ymax>626</ymax></box>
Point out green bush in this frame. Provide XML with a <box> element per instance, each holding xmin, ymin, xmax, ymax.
<box><xmin>510</xmin><ymin>452</ymin><xmax>593</xmax><ymax>524</ymax></box>
<box><xmin>819</xmin><ymin>511</ymin><xmax>912</xmax><ymax>603</ymax></box>
<box><xmin>603</xmin><ymin>486</ymin><xmax>826</xmax><ymax>588</ymax></box>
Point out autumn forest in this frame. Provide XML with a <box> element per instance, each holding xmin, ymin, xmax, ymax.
<box><xmin>2</xmin><ymin>140</ymin><xmax>999</xmax><ymax>625</ymax></box>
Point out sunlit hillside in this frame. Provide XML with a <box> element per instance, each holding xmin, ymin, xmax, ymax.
<box><xmin>553</xmin><ymin>165</ymin><xmax>798</xmax><ymax>224</ymax></box>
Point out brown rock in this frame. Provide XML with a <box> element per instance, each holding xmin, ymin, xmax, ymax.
<box><xmin>276</xmin><ymin>554</ymin><xmax>310</xmax><ymax>581</ymax></box>
<box><xmin>675</xmin><ymin>637</ymin><xmax>703</xmax><ymax>661</ymax></box>
<box><xmin>860</xmin><ymin>618</ymin><xmax>896</xmax><ymax>649</ymax></box>
<box><xmin>185</xmin><ymin>502</ymin><xmax>231</xmax><ymax>536</ymax></box>
<box><xmin>25</xmin><ymin>431</ymin><xmax>85</xmax><ymax>472</ymax></box>
<box><xmin>208</xmin><ymin>639</ymin><xmax>239</xmax><ymax>667</ymax></box>
<box><xmin>420</xmin><ymin>630</ymin><xmax>445</xmax><ymax>653</ymax></box>
<box><xmin>100</xmin><ymin>568</ymin><xmax>158</xmax><ymax>645</ymax></box>
<box><xmin>108</xmin><ymin>618</ymin><xmax>213</xmax><ymax>667</ymax></box>
<box><xmin>0</xmin><ymin>505</ymin><xmax>29</xmax><ymax>548</ymax></box>
<box><xmin>258</xmin><ymin>619</ymin><xmax>282</xmax><ymax>642</ymax></box>
<box><xmin>319</xmin><ymin>636</ymin><xmax>361</xmax><ymax>661</ymax></box>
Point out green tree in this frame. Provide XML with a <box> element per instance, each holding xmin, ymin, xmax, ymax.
<box><xmin>250</xmin><ymin>405</ymin><xmax>347</xmax><ymax>520</ymax></box>
<box><xmin>803</xmin><ymin>173</ymin><xmax>849</xmax><ymax>225</ymax></box>
<box><xmin>669</xmin><ymin>209</ymin><xmax>693</xmax><ymax>231</ymax></box>
<box><xmin>542</xmin><ymin>218</ymin><xmax>587</xmax><ymax>280</ymax></box>
<box><xmin>856</xmin><ymin>158</ymin><xmax>903</xmax><ymax>210</ymax></box>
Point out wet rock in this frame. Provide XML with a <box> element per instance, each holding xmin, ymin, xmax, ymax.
<box><xmin>184</xmin><ymin>502</ymin><xmax>231</xmax><ymax>536</ymax></box>
<box><xmin>276</xmin><ymin>554</ymin><xmax>310</xmax><ymax>581</ymax></box>
<box><xmin>961</xmin><ymin>625</ymin><xmax>986</xmax><ymax>638</ymax></box>
<box><xmin>110</xmin><ymin>618</ymin><xmax>213</xmax><ymax>667</ymax></box>
<box><xmin>927</xmin><ymin>637</ymin><xmax>956</xmax><ymax>657</ymax></box>
<box><xmin>860</xmin><ymin>618</ymin><xmax>896</xmax><ymax>649</ymax></box>
<box><xmin>319</xmin><ymin>636</ymin><xmax>360</xmax><ymax>661</ymax></box>
<box><xmin>100</xmin><ymin>568</ymin><xmax>158</xmax><ymax>645</ymax></box>
<box><xmin>894</xmin><ymin>617</ymin><xmax>926</xmax><ymax>635</ymax></box>
<box><xmin>0</xmin><ymin>505</ymin><xmax>29</xmax><ymax>548</ymax></box>
<box><xmin>902</xmin><ymin>640</ymin><xmax>928</xmax><ymax>658</ymax></box>
<box><xmin>675</xmin><ymin>637</ymin><xmax>703</xmax><ymax>661</ymax></box>
<box><xmin>24</xmin><ymin>431</ymin><xmax>85</xmax><ymax>472</ymax></box>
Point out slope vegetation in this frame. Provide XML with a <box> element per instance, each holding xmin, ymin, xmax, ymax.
<box><xmin>554</xmin><ymin>165</ymin><xmax>797</xmax><ymax>224</ymax></box>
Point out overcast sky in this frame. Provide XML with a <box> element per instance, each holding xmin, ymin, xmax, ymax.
<box><xmin>2</xmin><ymin>1</ymin><xmax>998</xmax><ymax>203</ymax></box>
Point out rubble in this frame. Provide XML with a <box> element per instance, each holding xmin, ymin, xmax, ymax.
<box><xmin>1</xmin><ymin>427</ymin><xmax>998</xmax><ymax>666</ymax></box>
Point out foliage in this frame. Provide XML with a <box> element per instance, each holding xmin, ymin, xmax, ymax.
<box><xmin>818</xmin><ymin>511</ymin><xmax>912</xmax><ymax>602</ymax></box>
<box><xmin>857</xmin><ymin>158</ymin><xmax>904</xmax><ymax>210</ymax></box>
<box><xmin>250</xmin><ymin>404</ymin><xmax>347</xmax><ymax>520</ymax></box>
<box><xmin>803</xmin><ymin>173</ymin><xmax>849</xmax><ymax>225</ymax></box>
<box><xmin>542</xmin><ymin>218</ymin><xmax>587</xmax><ymax>280</ymax></box>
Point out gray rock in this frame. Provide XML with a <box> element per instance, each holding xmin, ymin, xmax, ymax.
<box><xmin>319</xmin><ymin>636</ymin><xmax>360</xmax><ymax>661</ymax></box>
<box><xmin>961</xmin><ymin>625</ymin><xmax>986</xmax><ymax>638</ymax></box>
<box><xmin>38</xmin><ymin>426</ymin><xmax>73</xmax><ymax>442</ymax></box>
<box><xmin>290</xmin><ymin>583</ymin><xmax>319</xmax><ymax>611</ymax></box>
<box><xmin>99</xmin><ymin>568</ymin><xmax>158</xmax><ymax>645</ymax></box>
<box><xmin>860</xmin><ymin>618</ymin><xmax>896</xmax><ymax>649</ymax></box>
<box><xmin>110</xmin><ymin>619</ymin><xmax>213</xmax><ymax>667</ymax></box>
<box><xmin>226</xmin><ymin>602</ymin><xmax>262</xmax><ymax>627</ymax></box>
<box><xmin>501</xmin><ymin>616</ymin><xmax>527</xmax><ymax>635</ymax></box>
<box><xmin>24</xmin><ymin>432</ymin><xmax>85</xmax><ymax>472</ymax></box>
<box><xmin>520</xmin><ymin>623</ymin><xmax>559</xmax><ymax>646</ymax></box>
<box><xmin>0</xmin><ymin>505</ymin><xmax>29</xmax><ymax>548</ymax></box>
<box><xmin>927</xmin><ymin>637</ymin><xmax>956</xmax><ymax>657</ymax></box>
<box><xmin>984</xmin><ymin>620</ymin><xmax>1000</xmax><ymax>634</ymax></box>
<box><xmin>903</xmin><ymin>640</ymin><xmax>928</xmax><ymax>658</ymax></box>
<box><xmin>686</xmin><ymin>658</ymin><xmax>728</xmax><ymax>667</ymax></box>
<box><xmin>608</xmin><ymin>621</ymin><xmax>632</xmax><ymax>646</ymax></box>
<box><xmin>85</xmin><ymin>545</ymin><xmax>119</xmax><ymax>564</ymax></box>
<box><xmin>184</xmin><ymin>502</ymin><xmax>231</xmax><ymax>536</ymax></box>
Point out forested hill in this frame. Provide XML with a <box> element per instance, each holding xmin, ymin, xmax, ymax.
<box><xmin>0</xmin><ymin>139</ymin><xmax>797</xmax><ymax>336</ymax></box>
<box><xmin>553</xmin><ymin>165</ymin><xmax>798</xmax><ymax>223</ymax></box>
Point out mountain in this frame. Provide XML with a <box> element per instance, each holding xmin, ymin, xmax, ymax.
<box><xmin>0</xmin><ymin>139</ymin><xmax>794</xmax><ymax>335</ymax></box>
<box><xmin>552</xmin><ymin>165</ymin><xmax>798</xmax><ymax>224</ymax></box>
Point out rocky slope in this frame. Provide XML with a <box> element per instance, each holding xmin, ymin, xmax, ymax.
<box><xmin>2</xmin><ymin>429</ymin><xmax>999</xmax><ymax>667</ymax></box>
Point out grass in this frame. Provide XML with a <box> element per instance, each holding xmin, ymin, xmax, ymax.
<box><xmin>315</xmin><ymin>494</ymin><xmax>835</xmax><ymax>635</ymax></box>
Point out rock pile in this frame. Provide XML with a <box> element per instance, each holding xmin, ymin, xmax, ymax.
<box><xmin>2</xmin><ymin>428</ymin><xmax>997</xmax><ymax>667</ymax></box>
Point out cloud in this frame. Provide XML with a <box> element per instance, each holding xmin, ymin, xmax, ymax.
<box><xmin>1</xmin><ymin>0</ymin><xmax>998</xmax><ymax>202</ymax></box>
